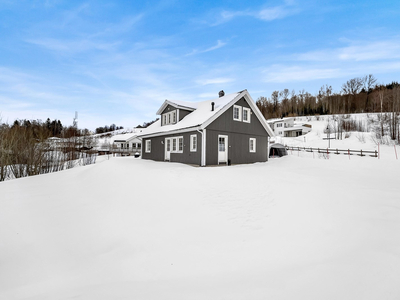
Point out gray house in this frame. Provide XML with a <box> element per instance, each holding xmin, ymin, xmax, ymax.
<box><xmin>140</xmin><ymin>90</ymin><xmax>274</xmax><ymax>166</ymax></box>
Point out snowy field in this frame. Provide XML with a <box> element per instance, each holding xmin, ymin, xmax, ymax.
<box><xmin>1</xmin><ymin>144</ymin><xmax>400</xmax><ymax>299</ymax></box>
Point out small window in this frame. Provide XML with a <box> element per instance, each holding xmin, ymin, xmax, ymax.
<box><xmin>249</xmin><ymin>138</ymin><xmax>256</xmax><ymax>153</ymax></box>
<box><xmin>233</xmin><ymin>105</ymin><xmax>242</xmax><ymax>121</ymax></box>
<box><xmin>138</xmin><ymin>143</ymin><xmax>141</xmax><ymax>148</ymax></box>
<box><xmin>190</xmin><ymin>134</ymin><xmax>197</xmax><ymax>152</ymax></box>
<box><xmin>172</xmin><ymin>111</ymin><xmax>176</xmax><ymax>123</ymax></box>
<box><xmin>172</xmin><ymin>138</ymin><xmax>177</xmax><ymax>152</ymax></box>
<box><xmin>243</xmin><ymin>107</ymin><xmax>251</xmax><ymax>123</ymax></box>
<box><xmin>178</xmin><ymin>137</ymin><xmax>183</xmax><ymax>152</ymax></box>
<box><xmin>145</xmin><ymin>140</ymin><xmax>151</xmax><ymax>153</ymax></box>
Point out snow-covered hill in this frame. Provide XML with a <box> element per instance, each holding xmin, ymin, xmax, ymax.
<box><xmin>275</xmin><ymin>114</ymin><xmax>399</xmax><ymax>160</ymax></box>
<box><xmin>1</xmin><ymin>151</ymin><xmax>400</xmax><ymax>299</ymax></box>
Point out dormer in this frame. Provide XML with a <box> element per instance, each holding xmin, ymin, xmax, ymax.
<box><xmin>156</xmin><ymin>100</ymin><xmax>197</xmax><ymax>126</ymax></box>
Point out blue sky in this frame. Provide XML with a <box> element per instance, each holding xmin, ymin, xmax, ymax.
<box><xmin>0</xmin><ymin>0</ymin><xmax>399</xmax><ymax>130</ymax></box>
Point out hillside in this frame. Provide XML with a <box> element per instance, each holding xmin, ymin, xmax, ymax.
<box><xmin>274</xmin><ymin>114</ymin><xmax>399</xmax><ymax>160</ymax></box>
<box><xmin>1</xmin><ymin>144</ymin><xmax>400</xmax><ymax>299</ymax></box>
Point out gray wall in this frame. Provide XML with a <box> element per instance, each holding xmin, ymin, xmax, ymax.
<box><xmin>160</xmin><ymin>104</ymin><xmax>176</xmax><ymax>115</ymax></box>
<box><xmin>205</xmin><ymin>97</ymin><xmax>269</xmax><ymax>165</ymax></box>
<box><xmin>178</xmin><ymin>109</ymin><xmax>192</xmax><ymax>121</ymax></box>
<box><xmin>141</xmin><ymin>131</ymin><xmax>202</xmax><ymax>165</ymax></box>
<box><xmin>205</xmin><ymin>131</ymin><xmax>268</xmax><ymax>165</ymax></box>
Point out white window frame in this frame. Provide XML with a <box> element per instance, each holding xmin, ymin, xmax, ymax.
<box><xmin>162</xmin><ymin>110</ymin><xmax>178</xmax><ymax>126</ymax></box>
<box><xmin>249</xmin><ymin>138</ymin><xmax>256</xmax><ymax>153</ymax></box>
<box><xmin>190</xmin><ymin>134</ymin><xmax>197</xmax><ymax>152</ymax></box>
<box><xmin>178</xmin><ymin>137</ymin><xmax>183</xmax><ymax>152</ymax></box>
<box><xmin>171</xmin><ymin>136</ymin><xmax>184</xmax><ymax>153</ymax></box>
<box><xmin>243</xmin><ymin>107</ymin><xmax>251</xmax><ymax>123</ymax></box>
<box><xmin>172</xmin><ymin>138</ymin><xmax>177</xmax><ymax>152</ymax></box>
<box><xmin>233</xmin><ymin>105</ymin><xmax>242</xmax><ymax>121</ymax></box>
<box><xmin>145</xmin><ymin>140</ymin><xmax>151</xmax><ymax>153</ymax></box>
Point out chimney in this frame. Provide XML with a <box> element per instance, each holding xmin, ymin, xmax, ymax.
<box><xmin>218</xmin><ymin>90</ymin><xmax>225</xmax><ymax>97</ymax></box>
<box><xmin>211</xmin><ymin>102</ymin><xmax>215</xmax><ymax>111</ymax></box>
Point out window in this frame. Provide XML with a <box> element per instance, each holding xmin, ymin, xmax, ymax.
<box><xmin>172</xmin><ymin>138</ymin><xmax>177</xmax><ymax>152</ymax></box>
<box><xmin>190</xmin><ymin>134</ymin><xmax>197</xmax><ymax>152</ymax></box>
<box><xmin>277</xmin><ymin>123</ymin><xmax>283</xmax><ymax>127</ymax></box>
<box><xmin>137</xmin><ymin>143</ymin><xmax>141</xmax><ymax>148</ymax></box>
<box><xmin>233</xmin><ymin>105</ymin><xmax>242</xmax><ymax>121</ymax></box>
<box><xmin>170</xmin><ymin>136</ymin><xmax>183</xmax><ymax>153</ymax></box>
<box><xmin>145</xmin><ymin>140</ymin><xmax>151</xmax><ymax>153</ymax></box>
<box><xmin>178</xmin><ymin>137</ymin><xmax>183</xmax><ymax>152</ymax></box>
<box><xmin>243</xmin><ymin>107</ymin><xmax>251</xmax><ymax>123</ymax></box>
<box><xmin>249</xmin><ymin>138</ymin><xmax>256</xmax><ymax>153</ymax></box>
<box><xmin>162</xmin><ymin>110</ymin><xmax>178</xmax><ymax>126</ymax></box>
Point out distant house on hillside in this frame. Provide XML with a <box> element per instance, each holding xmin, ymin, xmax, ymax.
<box><xmin>111</xmin><ymin>132</ymin><xmax>143</xmax><ymax>155</ymax></box>
<box><xmin>139</xmin><ymin>90</ymin><xmax>274</xmax><ymax>166</ymax></box>
<box><xmin>267</xmin><ymin>117</ymin><xmax>311</xmax><ymax>137</ymax></box>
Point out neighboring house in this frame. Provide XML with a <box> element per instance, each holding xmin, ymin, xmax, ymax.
<box><xmin>267</xmin><ymin>117</ymin><xmax>312</xmax><ymax>137</ymax></box>
<box><xmin>139</xmin><ymin>90</ymin><xmax>274</xmax><ymax>166</ymax></box>
<box><xmin>112</xmin><ymin>133</ymin><xmax>142</xmax><ymax>154</ymax></box>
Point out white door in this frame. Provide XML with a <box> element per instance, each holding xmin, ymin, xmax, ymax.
<box><xmin>165</xmin><ymin>138</ymin><xmax>171</xmax><ymax>161</ymax></box>
<box><xmin>218</xmin><ymin>135</ymin><xmax>228</xmax><ymax>164</ymax></box>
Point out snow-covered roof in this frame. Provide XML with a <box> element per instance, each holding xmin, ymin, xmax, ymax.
<box><xmin>111</xmin><ymin>129</ymin><xmax>147</xmax><ymax>143</ymax></box>
<box><xmin>266</xmin><ymin>117</ymin><xmax>294</xmax><ymax>124</ymax></box>
<box><xmin>141</xmin><ymin>90</ymin><xmax>274</xmax><ymax>138</ymax></box>
<box><xmin>156</xmin><ymin>99</ymin><xmax>198</xmax><ymax>115</ymax></box>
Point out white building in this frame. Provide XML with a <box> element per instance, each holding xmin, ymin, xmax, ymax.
<box><xmin>267</xmin><ymin>117</ymin><xmax>312</xmax><ymax>137</ymax></box>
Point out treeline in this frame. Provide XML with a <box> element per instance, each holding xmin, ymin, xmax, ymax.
<box><xmin>136</xmin><ymin>118</ymin><xmax>159</xmax><ymax>128</ymax></box>
<box><xmin>95</xmin><ymin>124</ymin><xmax>124</xmax><ymax>134</ymax></box>
<box><xmin>256</xmin><ymin>75</ymin><xmax>400</xmax><ymax>119</ymax></box>
<box><xmin>7</xmin><ymin>118</ymin><xmax>93</xmax><ymax>139</ymax></box>
<box><xmin>0</xmin><ymin>118</ymin><xmax>97</xmax><ymax>181</ymax></box>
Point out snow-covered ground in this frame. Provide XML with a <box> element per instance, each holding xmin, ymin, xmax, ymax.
<box><xmin>1</xmin><ymin>139</ymin><xmax>400</xmax><ymax>299</ymax></box>
<box><xmin>275</xmin><ymin>114</ymin><xmax>400</xmax><ymax>161</ymax></box>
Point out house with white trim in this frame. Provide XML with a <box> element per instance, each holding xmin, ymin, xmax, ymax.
<box><xmin>267</xmin><ymin>117</ymin><xmax>312</xmax><ymax>137</ymax></box>
<box><xmin>139</xmin><ymin>90</ymin><xmax>274</xmax><ymax>166</ymax></box>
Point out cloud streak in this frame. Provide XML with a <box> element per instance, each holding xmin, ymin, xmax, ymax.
<box><xmin>186</xmin><ymin>40</ymin><xmax>227</xmax><ymax>56</ymax></box>
<box><xmin>295</xmin><ymin>39</ymin><xmax>400</xmax><ymax>62</ymax></box>
<box><xmin>212</xmin><ymin>1</ymin><xmax>300</xmax><ymax>25</ymax></box>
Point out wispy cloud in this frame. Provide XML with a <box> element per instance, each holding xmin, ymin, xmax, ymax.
<box><xmin>296</xmin><ymin>39</ymin><xmax>400</xmax><ymax>62</ymax></box>
<box><xmin>195</xmin><ymin>77</ymin><xmax>234</xmax><ymax>86</ymax></box>
<box><xmin>264</xmin><ymin>66</ymin><xmax>342</xmax><ymax>83</ymax></box>
<box><xmin>263</xmin><ymin>38</ymin><xmax>400</xmax><ymax>84</ymax></box>
<box><xmin>26</xmin><ymin>38</ymin><xmax>121</xmax><ymax>54</ymax></box>
<box><xmin>211</xmin><ymin>0</ymin><xmax>300</xmax><ymax>25</ymax></box>
<box><xmin>257</xmin><ymin>6</ymin><xmax>296</xmax><ymax>21</ymax></box>
<box><xmin>186</xmin><ymin>40</ymin><xmax>227</xmax><ymax>56</ymax></box>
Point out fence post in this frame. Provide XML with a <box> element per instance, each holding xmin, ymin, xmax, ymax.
<box><xmin>327</xmin><ymin>148</ymin><xmax>329</xmax><ymax>159</ymax></box>
<box><xmin>361</xmin><ymin>149</ymin><xmax>363</xmax><ymax>157</ymax></box>
<box><xmin>348</xmin><ymin>149</ymin><xmax>350</xmax><ymax>160</ymax></box>
<box><xmin>394</xmin><ymin>145</ymin><xmax>398</xmax><ymax>160</ymax></box>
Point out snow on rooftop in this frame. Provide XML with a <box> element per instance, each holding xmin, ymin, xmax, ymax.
<box><xmin>143</xmin><ymin>92</ymin><xmax>240</xmax><ymax>136</ymax></box>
